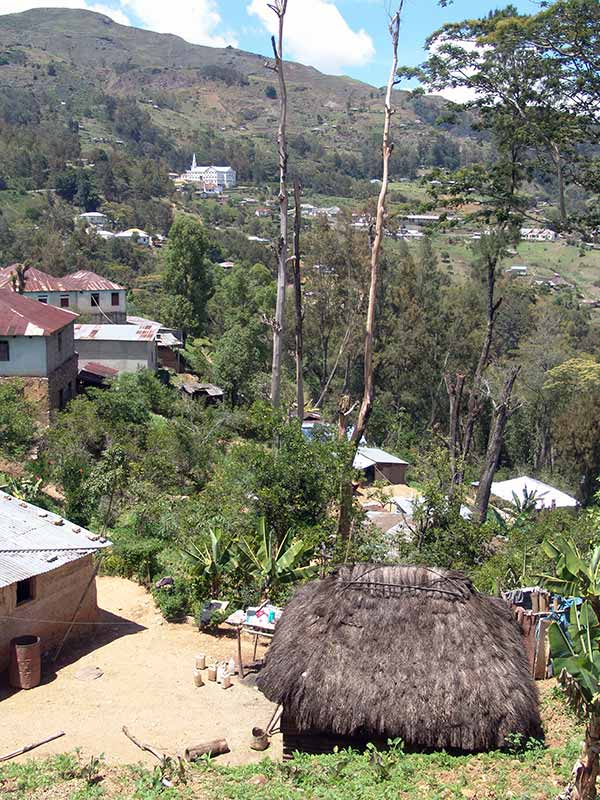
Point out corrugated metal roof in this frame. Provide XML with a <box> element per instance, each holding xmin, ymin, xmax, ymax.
<box><xmin>0</xmin><ymin>266</ymin><xmax>124</xmax><ymax>293</ymax></box>
<box><xmin>490</xmin><ymin>477</ymin><xmax>578</xmax><ymax>509</ymax></box>
<box><xmin>80</xmin><ymin>361</ymin><xmax>119</xmax><ymax>378</ymax></box>
<box><xmin>353</xmin><ymin>447</ymin><xmax>409</xmax><ymax>469</ymax></box>
<box><xmin>0</xmin><ymin>288</ymin><xmax>77</xmax><ymax>336</ymax></box>
<box><xmin>75</xmin><ymin>323</ymin><xmax>158</xmax><ymax>342</ymax></box>
<box><xmin>0</xmin><ymin>490</ymin><xmax>111</xmax><ymax>588</ymax></box>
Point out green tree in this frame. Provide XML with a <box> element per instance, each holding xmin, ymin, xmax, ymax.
<box><xmin>212</xmin><ymin>323</ymin><xmax>265</xmax><ymax>406</ymax></box>
<box><xmin>0</xmin><ymin>383</ymin><xmax>35</xmax><ymax>458</ymax></box>
<box><xmin>163</xmin><ymin>216</ymin><xmax>212</xmax><ymax>336</ymax></box>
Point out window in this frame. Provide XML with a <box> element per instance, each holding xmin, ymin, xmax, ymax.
<box><xmin>57</xmin><ymin>331</ymin><xmax>63</xmax><ymax>353</ymax></box>
<box><xmin>58</xmin><ymin>387</ymin><xmax>64</xmax><ymax>409</ymax></box>
<box><xmin>38</xmin><ymin>296</ymin><xmax>48</xmax><ymax>304</ymax></box>
<box><xmin>91</xmin><ymin>293</ymin><xmax>100</xmax><ymax>307</ymax></box>
<box><xmin>60</xmin><ymin>295</ymin><xmax>70</xmax><ymax>308</ymax></box>
<box><xmin>67</xmin><ymin>381</ymin><xmax>73</xmax><ymax>399</ymax></box>
<box><xmin>0</xmin><ymin>341</ymin><xmax>9</xmax><ymax>362</ymax></box>
<box><xmin>111</xmin><ymin>292</ymin><xmax>120</xmax><ymax>307</ymax></box>
<box><xmin>16</xmin><ymin>578</ymin><xmax>35</xmax><ymax>605</ymax></box>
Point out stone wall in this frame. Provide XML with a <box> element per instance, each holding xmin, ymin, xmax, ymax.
<box><xmin>0</xmin><ymin>555</ymin><xmax>99</xmax><ymax>675</ymax></box>
<box><xmin>0</xmin><ymin>353</ymin><xmax>78</xmax><ymax>425</ymax></box>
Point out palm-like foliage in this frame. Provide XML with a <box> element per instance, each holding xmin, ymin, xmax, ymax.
<box><xmin>183</xmin><ymin>527</ymin><xmax>238</xmax><ymax>596</ymax></box>
<box><xmin>238</xmin><ymin>517</ymin><xmax>318</xmax><ymax>598</ymax></box>
<box><xmin>541</xmin><ymin>538</ymin><xmax>600</xmax><ymax>800</ymax></box>
<box><xmin>541</xmin><ymin>538</ymin><xmax>600</xmax><ymax>605</ymax></box>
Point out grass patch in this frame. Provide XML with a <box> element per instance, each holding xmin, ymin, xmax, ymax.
<box><xmin>0</xmin><ymin>683</ymin><xmax>585</xmax><ymax>800</ymax></box>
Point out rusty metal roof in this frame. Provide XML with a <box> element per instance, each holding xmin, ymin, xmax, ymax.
<box><xmin>80</xmin><ymin>361</ymin><xmax>119</xmax><ymax>378</ymax></box>
<box><xmin>75</xmin><ymin>323</ymin><xmax>158</xmax><ymax>342</ymax></box>
<box><xmin>0</xmin><ymin>289</ymin><xmax>78</xmax><ymax>336</ymax></box>
<box><xmin>0</xmin><ymin>490</ymin><xmax>111</xmax><ymax>588</ymax></box>
<box><xmin>0</xmin><ymin>266</ymin><xmax>124</xmax><ymax>293</ymax></box>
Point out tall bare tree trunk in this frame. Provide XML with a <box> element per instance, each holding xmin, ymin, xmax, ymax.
<box><xmin>337</xmin><ymin>4</ymin><xmax>403</xmax><ymax>542</ymax></box>
<box><xmin>292</xmin><ymin>178</ymin><xmax>303</xmax><ymax>421</ymax></box>
<box><xmin>474</xmin><ymin>366</ymin><xmax>521</xmax><ymax>523</ymax></box>
<box><xmin>350</xmin><ymin>6</ymin><xmax>402</xmax><ymax>447</ymax></box>
<box><xmin>550</xmin><ymin>140</ymin><xmax>567</xmax><ymax>226</ymax></box>
<box><xmin>268</xmin><ymin>1</ymin><xmax>289</xmax><ymax>409</ymax></box>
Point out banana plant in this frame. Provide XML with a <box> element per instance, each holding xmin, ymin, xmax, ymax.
<box><xmin>541</xmin><ymin>538</ymin><xmax>600</xmax><ymax>616</ymax></box>
<box><xmin>541</xmin><ymin>538</ymin><xmax>600</xmax><ymax>800</ymax></box>
<box><xmin>238</xmin><ymin>517</ymin><xmax>318</xmax><ymax>599</ymax></box>
<box><xmin>183</xmin><ymin>527</ymin><xmax>238</xmax><ymax>597</ymax></box>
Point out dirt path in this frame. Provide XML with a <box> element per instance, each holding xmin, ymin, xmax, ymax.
<box><xmin>0</xmin><ymin>577</ymin><xmax>282</xmax><ymax>766</ymax></box>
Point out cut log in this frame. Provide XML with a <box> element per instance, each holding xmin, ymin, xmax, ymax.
<box><xmin>184</xmin><ymin>738</ymin><xmax>230</xmax><ymax>761</ymax></box>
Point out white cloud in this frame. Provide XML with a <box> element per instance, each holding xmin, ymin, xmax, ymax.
<box><xmin>1</xmin><ymin>0</ymin><xmax>238</xmax><ymax>47</ymax></box>
<box><xmin>0</xmin><ymin>0</ymin><xmax>130</xmax><ymax>25</ymax></box>
<box><xmin>122</xmin><ymin>0</ymin><xmax>238</xmax><ymax>47</ymax></box>
<box><xmin>247</xmin><ymin>0</ymin><xmax>375</xmax><ymax>74</ymax></box>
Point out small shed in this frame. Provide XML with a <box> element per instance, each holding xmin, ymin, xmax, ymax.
<box><xmin>257</xmin><ymin>564</ymin><xmax>542</xmax><ymax>758</ymax></box>
<box><xmin>353</xmin><ymin>447</ymin><xmax>409</xmax><ymax>485</ymax></box>
<box><xmin>0</xmin><ymin>491</ymin><xmax>111</xmax><ymax>674</ymax></box>
<box><xmin>176</xmin><ymin>375</ymin><xmax>224</xmax><ymax>404</ymax></box>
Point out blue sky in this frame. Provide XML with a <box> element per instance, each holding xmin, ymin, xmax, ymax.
<box><xmin>3</xmin><ymin>0</ymin><xmax>537</xmax><ymax>86</ymax></box>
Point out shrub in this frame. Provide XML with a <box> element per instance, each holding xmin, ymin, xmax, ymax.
<box><xmin>153</xmin><ymin>580</ymin><xmax>191</xmax><ymax>621</ymax></box>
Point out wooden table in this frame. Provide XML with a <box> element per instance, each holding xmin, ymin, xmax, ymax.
<box><xmin>225</xmin><ymin>606</ymin><xmax>280</xmax><ymax>678</ymax></box>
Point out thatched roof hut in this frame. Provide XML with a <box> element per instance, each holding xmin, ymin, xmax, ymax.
<box><xmin>257</xmin><ymin>565</ymin><xmax>542</xmax><ymax>757</ymax></box>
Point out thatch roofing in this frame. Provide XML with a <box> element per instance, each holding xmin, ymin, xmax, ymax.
<box><xmin>257</xmin><ymin>564</ymin><xmax>542</xmax><ymax>752</ymax></box>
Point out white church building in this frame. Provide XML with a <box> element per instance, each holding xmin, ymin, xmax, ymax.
<box><xmin>179</xmin><ymin>155</ymin><xmax>236</xmax><ymax>190</ymax></box>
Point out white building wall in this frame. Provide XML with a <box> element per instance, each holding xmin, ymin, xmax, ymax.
<box><xmin>23</xmin><ymin>290</ymin><xmax>126</xmax><ymax>318</ymax></box>
<box><xmin>75</xmin><ymin>339</ymin><xmax>157</xmax><ymax>374</ymax></box>
<box><xmin>0</xmin><ymin>336</ymin><xmax>48</xmax><ymax>377</ymax></box>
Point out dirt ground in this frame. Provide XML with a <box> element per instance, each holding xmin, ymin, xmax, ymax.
<box><xmin>0</xmin><ymin>577</ymin><xmax>282</xmax><ymax>766</ymax></box>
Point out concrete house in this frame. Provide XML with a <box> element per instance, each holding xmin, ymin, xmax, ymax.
<box><xmin>0</xmin><ymin>491</ymin><xmax>111</xmax><ymax>674</ymax></box>
<box><xmin>0</xmin><ymin>289</ymin><xmax>78</xmax><ymax>422</ymax></box>
<box><xmin>77</xmin><ymin>211</ymin><xmax>109</xmax><ymax>229</ymax></box>
<box><xmin>75</xmin><ymin>323</ymin><xmax>158</xmax><ymax>375</ymax></box>
<box><xmin>0</xmin><ymin>266</ymin><xmax>127</xmax><ymax>324</ymax></box>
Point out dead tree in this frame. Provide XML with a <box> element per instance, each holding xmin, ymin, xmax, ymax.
<box><xmin>350</xmin><ymin>3</ymin><xmax>403</xmax><ymax>448</ymax></box>
<box><xmin>474</xmin><ymin>366</ymin><xmax>521</xmax><ymax>523</ymax></box>
<box><xmin>337</xmin><ymin>3</ymin><xmax>404</xmax><ymax>541</ymax></box>
<box><xmin>267</xmin><ymin>0</ymin><xmax>289</xmax><ymax>409</ymax></box>
<box><xmin>10</xmin><ymin>262</ymin><xmax>30</xmax><ymax>294</ymax></box>
<box><xmin>292</xmin><ymin>178</ymin><xmax>304</xmax><ymax>421</ymax></box>
<box><xmin>446</xmin><ymin>232</ymin><xmax>504</xmax><ymax>498</ymax></box>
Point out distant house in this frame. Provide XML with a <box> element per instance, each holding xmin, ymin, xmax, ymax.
<box><xmin>0</xmin><ymin>266</ymin><xmax>127</xmax><ymax>323</ymax></box>
<box><xmin>353</xmin><ymin>447</ymin><xmax>409</xmax><ymax>485</ymax></box>
<box><xmin>504</xmin><ymin>265</ymin><xmax>528</xmax><ymax>277</ymax></box>
<box><xmin>0</xmin><ymin>288</ymin><xmax>78</xmax><ymax>422</ymax></box>
<box><xmin>255</xmin><ymin>207</ymin><xmax>271</xmax><ymax>218</ymax></box>
<box><xmin>176</xmin><ymin>375</ymin><xmax>224</xmax><ymax>404</ymax></box>
<box><xmin>179</xmin><ymin>154</ymin><xmax>236</xmax><ymax>190</ymax></box>
<box><xmin>126</xmin><ymin>316</ymin><xmax>182</xmax><ymax>371</ymax></box>
<box><xmin>520</xmin><ymin>228</ymin><xmax>557</xmax><ymax>242</ymax></box>
<box><xmin>490</xmin><ymin>476</ymin><xmax>578</xmax><ymax>510</ymax></box>
<box><xmin>75</xmin><ymin>323</ymin><xmax>158</xmax><ymax>375</ymax></box>
<box><xmin>115</xmin><ymin>228</ymin><xmax>152</xmax><ymax>246</ymax></box>
<box><xmin>78</xmin><ymin>211</ymin><xmax>109</xmax><ymax>229</ymax></box>
<box><xmin>0</xmin><ymin>490</ymin><xmax>111</xmax><ymax>675</ymax></box>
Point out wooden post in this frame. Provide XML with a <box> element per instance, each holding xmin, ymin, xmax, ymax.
<box><xmin>237</xmin><ymin>626</ymin><xmax>245</xmax><ymax>679</ymax></box>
